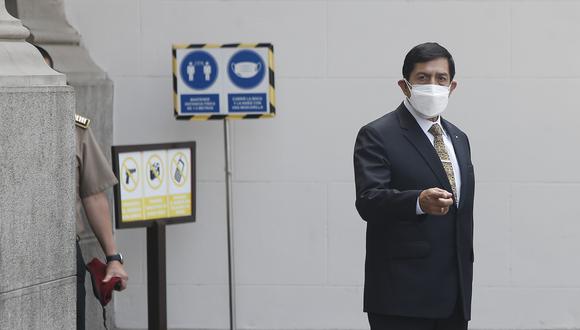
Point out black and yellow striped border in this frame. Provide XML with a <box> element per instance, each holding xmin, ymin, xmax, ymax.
<box><xmin>172</xmin><ymin>43</ymin><xmax>275</xmax><ymax>121</ymax></box>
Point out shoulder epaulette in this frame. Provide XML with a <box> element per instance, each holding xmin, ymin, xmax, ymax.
<box><xmin>75</xmin><ymin>114</ymin><xmax>91</xmax><ymax>129</ymax></box>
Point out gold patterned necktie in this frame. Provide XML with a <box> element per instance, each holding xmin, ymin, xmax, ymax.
<box><xmin>428</xmin><ymin>123</ymin><xmax>457</xmax><ymax>203</ymax></box>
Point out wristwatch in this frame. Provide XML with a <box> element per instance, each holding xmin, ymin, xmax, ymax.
<box><xmin>106</xmin><ymin>253</ymin><xmax>124</xmax><ymax>265</ymax></box>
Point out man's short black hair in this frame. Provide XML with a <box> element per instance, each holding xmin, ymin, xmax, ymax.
<box><xmin>402</xmin><ymin>42</ymin><xmax>455</xmax><ymax>80</ymax></box>
<box><xmin>33</xmin><ymin>45</ymin><xmax>54</xmax><ymax>69</ymax></box>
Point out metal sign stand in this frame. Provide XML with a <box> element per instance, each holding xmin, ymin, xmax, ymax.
<box><xmin>112</xmin><ymin>142</ymin><xmax>196</xmax><ymax>330</ymax></box>
<box><xmin>223</xmin><ymin>119</ymin><xmax>237</xmax><ymax>330</ymax></box>
<box><xmin>147</xmin><ymin>221</ymin><xmax>168</xmax><ymax>330</ymax></box>
<box><xmin>171</xmin><ymin>44</ymin><xmax>274</xmax><ymax>330</ymax></box>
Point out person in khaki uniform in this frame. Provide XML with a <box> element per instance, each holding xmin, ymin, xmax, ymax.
<box><xmin>35</xmin><ymin>45</ymin><xmax>128</xmax><ymax>330</ymax></box>
<box><xmin>75</xmin><ymin>115</ymin><xmax>128</xmax><ymax>330</ymax></box>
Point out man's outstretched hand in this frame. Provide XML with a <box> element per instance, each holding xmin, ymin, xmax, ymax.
<box><xmin>419</xmin><ymin>188</ymin><xmax>454</xmax><ymax>216</ymax></box>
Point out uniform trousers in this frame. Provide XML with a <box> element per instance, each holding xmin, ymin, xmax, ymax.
<box><xmin>76</xmin><ymin>240</ymin><xmax>86</xmax><ymax>330</ymax></box>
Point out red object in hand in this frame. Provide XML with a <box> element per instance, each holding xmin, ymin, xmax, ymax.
<box><xmin>86</xmin><ymin>258</ymin><xmax>122</xmax><ymax>306</ymax></box>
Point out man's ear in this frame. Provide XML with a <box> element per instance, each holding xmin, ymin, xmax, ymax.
<box><xmin>398</xmin><ymin>80</ymin><xmax>411</xmax><ymax>98</ymax></box>
<box><xmin>449</xmin><ymin>81</ymin><xmax>458</xmax><ymax>96</ymax></box>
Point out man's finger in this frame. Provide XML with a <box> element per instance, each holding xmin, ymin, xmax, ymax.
<box><xmin>431</xmin><ymin>189</ymin><xmax>452</xmax><ymax>199</ymax></box>
<box><xmin>102</xmin><ymin>274</ymin><xmax>112</xmax><ymax>283</ymax></box>
<box><xmin>433</xmin><ymin>197</ymin><xmax>454</xmax><ymax>207</ymax></box>
<box><xmin>427</xmin><ymin>205</ymin><xmax>438</xmax><ymax>214</ymax></box>
<box><xmin>432</xmin><ymin>206</ymin><xmax>449</xmax><ymax>215</ymax></box>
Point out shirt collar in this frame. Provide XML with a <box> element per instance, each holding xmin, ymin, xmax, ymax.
<box><xmin>403</xmin><ymin>98</ymin><xmax>446</xmax><ymax>137</ymax></box>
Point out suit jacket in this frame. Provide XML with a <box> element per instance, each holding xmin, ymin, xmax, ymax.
<box><xmin>353</xmin><ymin>103</ymin><xmax>475</xmax><ymax>320</ymax></box>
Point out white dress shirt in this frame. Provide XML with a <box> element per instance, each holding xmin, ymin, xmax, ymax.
<box><xmin>403</xmin><ymin>99</ymin><xmax>462</xmax><ymax>214</ymax></box>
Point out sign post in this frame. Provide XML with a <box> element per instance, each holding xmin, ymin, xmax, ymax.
<box><xmin>147</xmin><ymin>221</ymin><xmax>167</xmax><ymax>329</ymax></box>
<box><xmin>112</xmin><ymin>141</ymin><xmax>196</xmax><ymax>330</ymax></box>
<box><xmin>172</xmin><ymin>43</ymin><xmax>275</xmax><ymax>330</ymax></box>
<box><xmin>223</xmin><ymin>118</ymin><xmax>236</xmax><ymax>330</ymax></box>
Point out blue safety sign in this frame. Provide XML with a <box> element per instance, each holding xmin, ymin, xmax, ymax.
<box><xmin>227</xmin><ymin>50</ymin><xmax>265</xmax><ymax>90</ymax></box>
<box><xmin>180</xmin><ymin>51</ymin><xmax>218</xmax><ymax>90</ymax></box>
<box><xmin>172</xmin><ymin>44</ymin><xmax>275</xmax><ymax>120</ymax></box>
<box><xmin>180</xmin><ymin>94</ymin><xmax>220</xmax><ymax>113</ymax></box>
<box><xmin>228</xmin><ymin>93</ymin><xmax>266</xmax><ymax>113</ymax></box>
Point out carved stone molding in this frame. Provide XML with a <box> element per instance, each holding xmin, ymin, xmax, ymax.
<box><xmin>0</xmin><ymin>0</ymin><xmax>65</xmax><ymax>86</ymax></box>
<box><xmin>7</xmin><ymin>0</ymin><xmax>106</xmax><ymax>81</ymax></box>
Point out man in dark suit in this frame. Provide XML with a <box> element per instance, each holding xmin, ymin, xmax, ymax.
<box><xmin>353</xmin><ymin>42</ymin><xmax>475</xmax><ymax>330</ymax></box>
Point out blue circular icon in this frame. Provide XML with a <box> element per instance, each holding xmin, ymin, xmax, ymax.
<box><xmin>228</xmin><ymin>50</ymin><xmax>265</xmax><ymax>89</ymax></box>
<box><xmin>180</xmin><ymin>51</ymin><xmax>218</xmax><ymax>90</ymax></box>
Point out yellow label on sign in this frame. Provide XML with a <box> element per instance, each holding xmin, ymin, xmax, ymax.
<box><xmin>121</xmin><ymin>198</ymin><xmax>144</xmax><ymax>221</ymax></box>
<box><xmin>144</xmin><ymin>196</ymin><xmax>169</xmax><ymax>219</ymax></box>
<box><xmin>169</xmin><ymin>193</ymin><xmax>192</xmax><ymax>217</ymax></box>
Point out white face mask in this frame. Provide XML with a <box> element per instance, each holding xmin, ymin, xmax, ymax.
<box><xmin>405</xmin><ymin>80</ymin><xmax>451</xmax><ymax>119</ymax></box>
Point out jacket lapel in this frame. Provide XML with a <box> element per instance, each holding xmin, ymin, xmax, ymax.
<box><xmin>397</xmin><ymin>104</ymin><xmax>453</xmax><ymax>194</ymax></box>
<box><xmin>441</xmin><ymin>118</ymin><xmax>469</xmax><ymax>210</ymax></box>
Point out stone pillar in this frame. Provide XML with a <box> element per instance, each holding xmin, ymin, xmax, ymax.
<box><xmin>6</xmin><ymin>1</ymin><xmax>116</xmax><ymax>329</ymax></box>
<box><xmin>0</xmin><ymin>0</ymin><xmax>76</xmax><ymax>329</ymax></box>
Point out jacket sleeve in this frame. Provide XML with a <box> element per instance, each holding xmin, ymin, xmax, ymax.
<box><xmin>353</xmin><ymin>125</ymin><xmax>421</xmax><ymax>222</ymax></box>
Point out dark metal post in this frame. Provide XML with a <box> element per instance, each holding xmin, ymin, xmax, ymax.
<box><xmin>147</xmin><ymin>221</ymin><xmax>167</xmax><ymax>330</ymax></box>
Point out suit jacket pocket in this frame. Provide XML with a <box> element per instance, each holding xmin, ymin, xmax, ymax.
<box><xmin>387</xmin><ymin>241</ymin><xmax>431</xmax><ymax>259</ymax></box>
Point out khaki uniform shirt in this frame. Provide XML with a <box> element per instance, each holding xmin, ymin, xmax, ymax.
<box><xmin>75</xmin><ymin>125</ymin><xmax>118</xmax><ymax>234</ymax></box>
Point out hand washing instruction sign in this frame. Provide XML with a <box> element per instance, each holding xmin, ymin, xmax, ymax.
<box><xmin>112</xmin><ymin>142</ymin><xmax>196</xmax><ymax>229</ymax></box>
<box><xmin>172</xmin><ymin>43</ymin><xmax>275</xmax><ymax>120</ymax></box>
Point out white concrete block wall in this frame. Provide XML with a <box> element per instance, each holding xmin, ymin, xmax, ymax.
<box><xmin>63</xmin><ymin>1</ymin><xmax>580</xmax><ymax>329</ymax></box>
